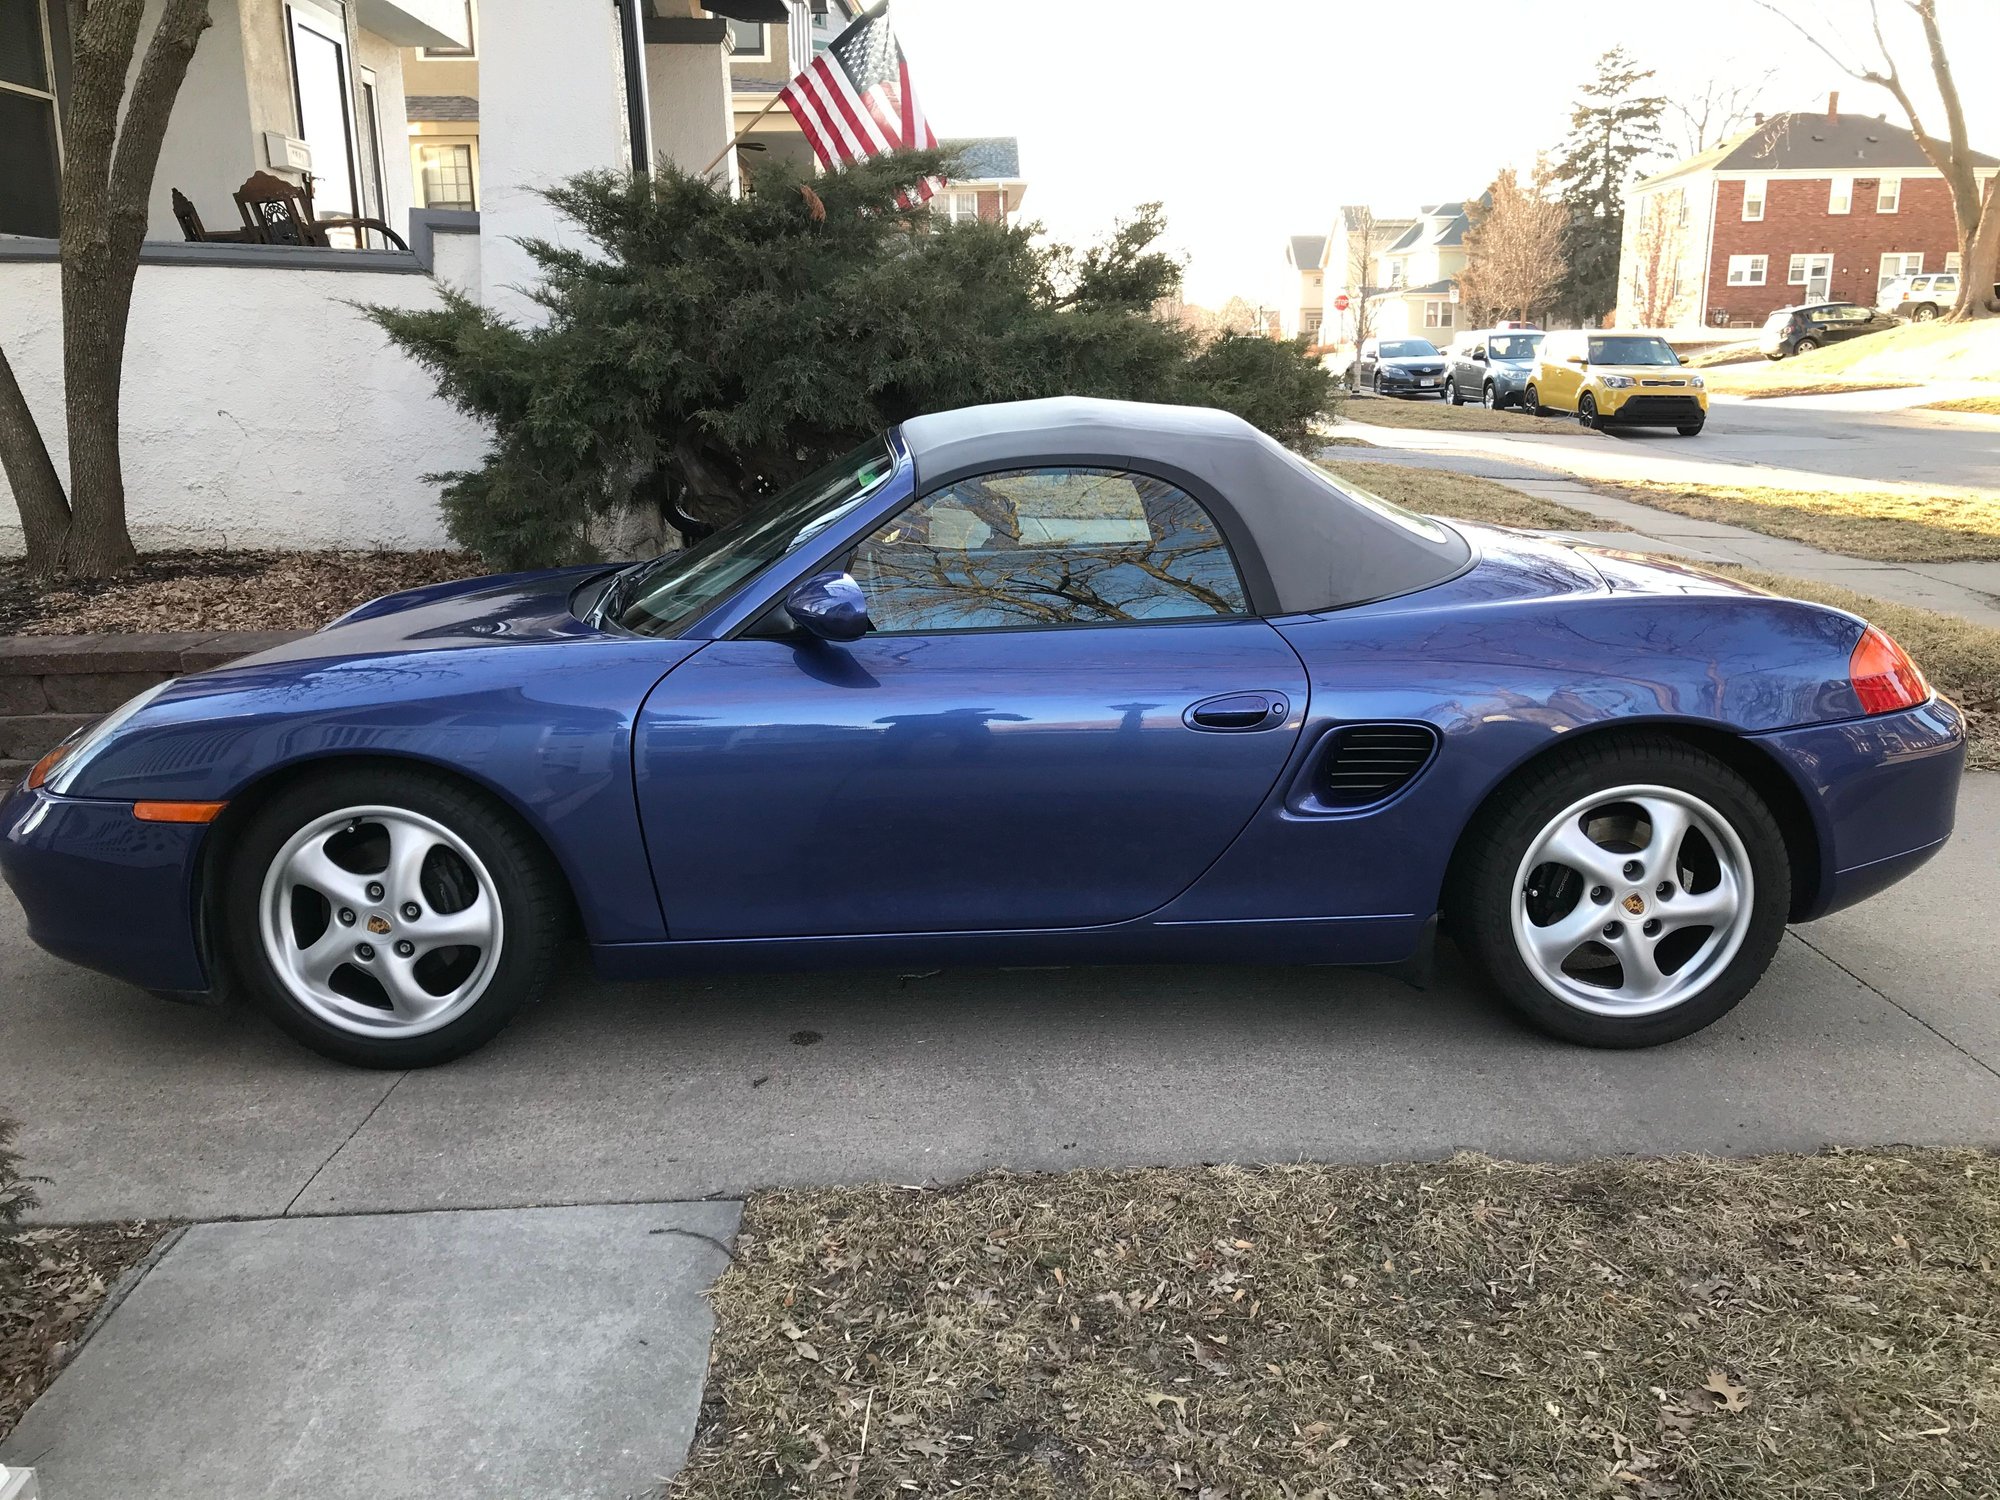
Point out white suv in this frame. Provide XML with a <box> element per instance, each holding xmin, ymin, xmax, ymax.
<box><xmin>1877</xmin><ymin>273</ymin><xmax>1959</xmax><ymax>322</ymax></box>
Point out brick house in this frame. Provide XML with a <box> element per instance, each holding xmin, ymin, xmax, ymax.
<box><xmin>1616</xmin><ymin>96</ymin><xmax>1998</xmax><ymax>330</ymax></box>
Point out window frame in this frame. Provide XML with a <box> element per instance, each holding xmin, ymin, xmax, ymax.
<box><xmin>418</xmin><ymin>0</ymin><xmax>476</xmax><ymax>59</ymax></box>
<box><xmin>0</xmin><ymin>0</ymin><xmax>66</xmax><ymax>238</ymax></box>
<box><xmin>1876</xmin><ymin>176</ymin><xmax>1900</xmax><ymax>213</ymax></box>
<box><xmin>417</xmin><ymin>140</ymin><xmax>477</xmax><ymax>210</ymax></box>
<box><xmin>285</xmin><ymin>0</ymin><xmax>363</xmax><ymax>234</ymax></box>
<box><xmin>721</xmin><ymin>16</ymin><xmax>770</xmax><ymax>60</ymax></box>
<box><xmin>1740</xmin><ymin>180</ymin><xmax>1765</xmax><ymax>221</ymax></box>
<box><xmin>1423</xmin><ymin>299</ymin><xmax>1453</xmax><ymax>329</ymax></box>
<box><xmin>841</xmin><ymin>464</ymin><xmax>1260</xmax><ymax>639</ymax></box>
<box><xmin>1726</xmin><ymin>254</ymin><xmax>1767</xmax><ymax>286</ymax></box>
<box><xmin>1827</xmin><ymin>174</ymin><xmax>1854</xmax><ymax>214</ymax></box>
<box><xmin>1879</xmin><ymin>251</ymin><xmax>1922</xmax><ymax>289</ymax></box>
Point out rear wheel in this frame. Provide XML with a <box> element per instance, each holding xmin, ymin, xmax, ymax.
<box><xmin>1450</xmin><ymin>735</ymin><xmax>1789</xmax><ymax>1047</ymax></box>
<box><xmin>223</xmin><ymin>767</ymin><xmax>566</xmax><ymax>1067</ymax></box>
<box><xmin>1912</xmin><ymin>303</ymin><xmax>1940</xmax><ymax>323</ymax></box>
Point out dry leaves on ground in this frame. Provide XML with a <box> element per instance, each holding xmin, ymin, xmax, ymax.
<box><xmin>670</xmin><ymin>1150</ymin><xmax>2000</xmax><ymax>1500</ymax></box>
<box><xmin>0</xmin><ymin>550</ymin><xmax>480</xmax><ymax>635</ymax></box>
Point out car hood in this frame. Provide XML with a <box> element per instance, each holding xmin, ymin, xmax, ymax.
<box><xmin>1590</xmin><ymin>365</ymin><xmax>1697</xmax><ymax>381</ymax></box>
<box><xmin>235</xmin><ymin>564</ymin><xmax>617</xmax><ymax>668</ymax></box>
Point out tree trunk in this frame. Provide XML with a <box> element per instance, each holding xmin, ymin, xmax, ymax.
<box><xmin>0</xmin><ymin>344</ymin><xmax>72</xmax><ymax>575</ymax></box>
<box><xmin>1952</xmin><ymin>175</ymin><xmax>1999</xmax><ymax>320</ymax></box>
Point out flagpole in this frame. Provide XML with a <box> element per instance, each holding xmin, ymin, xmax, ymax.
<box><xmin>700</xmin><ymin>90</ymin><xmax>788</xmax><ymax>179</ymax></box>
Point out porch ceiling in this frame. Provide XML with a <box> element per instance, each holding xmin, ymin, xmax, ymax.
<box><xmin>354</xmin><ymin>0</ymin><xmax>469</xmax><ymax>49</ymax></box>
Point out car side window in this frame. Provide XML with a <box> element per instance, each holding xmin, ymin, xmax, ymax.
<box><xmin>847</xmin><ymin>467</ymin><xmax>1250</xmax><ymax>633</ymax></box>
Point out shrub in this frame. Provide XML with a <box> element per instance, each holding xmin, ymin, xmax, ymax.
<box><xmin>0</xmin><ymin>1117</ymin><xmax>44</xmax><ymax>1294</ymax></box>
<box><xmin>373</xmin><ymin>151</ymin><xmax>1333</xmax><ymax>568</ymax></box>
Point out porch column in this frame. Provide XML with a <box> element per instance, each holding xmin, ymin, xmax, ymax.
<box><xmin>474</xmin><ymin>0</ymin><xmax>633</xmax><ymax>321</ymax></box>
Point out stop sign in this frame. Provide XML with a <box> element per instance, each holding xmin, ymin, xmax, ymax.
<box><xmin>1333</xmin><ymin>293</ymin><xmax>1351</xmax><ymax>311</ymax></box>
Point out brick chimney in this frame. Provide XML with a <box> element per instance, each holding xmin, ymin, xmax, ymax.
<box><xmin>1827</xmin><ymin>91</ymin><xmax>1840</xmax><ymax>122</ymax></box>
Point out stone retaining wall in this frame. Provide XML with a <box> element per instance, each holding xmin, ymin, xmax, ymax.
<box><xmin>0</xmin><ymin>632</ymin><xmax>307</xmax><ymax>781</ymax></box>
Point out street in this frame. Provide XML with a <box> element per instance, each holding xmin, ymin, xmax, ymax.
<box><xmin>7</xmin><ymin>775</ymin><xmax>1997</xmax><ymax>1227</ymax></box>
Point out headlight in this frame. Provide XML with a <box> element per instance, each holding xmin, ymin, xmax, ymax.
<box><xmin>1599</xmin><ymin>375</ymin><xmax>1636</xmax><ymax>389</ymax></box>
<box><xmin>37</xmin><ymin>681</ymin><xmax>174</xmax><ymax>795</ymax></box>
<box><xmin>1689</xmin><ymin>374</ymin><xmax>1705</xmax><ymax>388</ymax></box>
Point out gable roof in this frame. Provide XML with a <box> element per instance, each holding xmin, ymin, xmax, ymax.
<box><xmin>1640</xmin><ymin>110</ymin><xmax>1999</xmax><ymax>187</ymax></box>
<box><xmin>943</xmin><ymin>136</ymin><xmax>1022</xmax><ymax>181</ymax></box>
<box><xmin>1288</xmin><ymin>234</ymin><xmax>1327</xmax><ymax>269</ymax></box>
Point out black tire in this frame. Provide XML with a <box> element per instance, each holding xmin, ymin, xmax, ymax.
<box><xmin>1483</xmin><ymin>382</ymin><xmax>1498</xmax><ymax>410</ymax></box>
<box><xmin>1912</xmin><ymin>303</ymin><xmax>1939</xmax><ymax>323</ymax></box>
<box><xmin>1795</xmin><ymin>337</ymin><xmax>1819</xmax><ymax>354</ymax></box>
<box><xmin>1447</xmin><ymin>378</ymin><xmax>1465</xmax><ymax>406</ymax></box>
<box><xmin>1372</xmin><ymin>370</ymin><xmax>1385</xmax><ymax>396</ymax></box>
<box><xmin>221</xmin><ymin>765</ymin><xmax>567</xmax><ymax>1067</ymax></box>
<box><xmin>1448</xmin><ymin>734</ymin><xmax>1790</xmax><ymax>1048</ymax></box>
<box><xmin>1578</xmin><ymin>393</ymin><xmax>1599</xmax><ymax>430</ymax></box>
<box><xmin>1677</xmin><ymin>421</ymin><xmax>1705</xmax><ymax>436</ymax></box>
<box><xmin>1522</xmin><ymin>384</ymin><xmax>1542</xmax><ymax>417</ymax></box>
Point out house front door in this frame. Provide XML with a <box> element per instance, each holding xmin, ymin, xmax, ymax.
<box><xmin>1796</xmin><ymin>254</ymin><xmax>1833</xmax><ymax>302</ymax></box>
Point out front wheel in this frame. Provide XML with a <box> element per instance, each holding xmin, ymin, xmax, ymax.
<box><xmin>222</xmin><ymin>766</ymin><xmax>567</xmax><ymax>1067</ymax></box>
<box><xmin>1449</xmin><ymin>735</ymin><xmax>1790</xmax><ymax>1047</ymax></box>
<box><xmin>1677</xmin><ymin>421</ymin><xmax>1705</xmax><ymax>436</ymax></box>
<box><xmin>1447</xmin><ymin>378</ymin><xmax>1465</xmax><ymax>406</ymax></box>
<box><xmin>1372</xmin><ymin>370</ymin><xmax>1385</xmax><ymax>396</ymax></box>
<box><xmin>1482</xmin><ymin>382</ymin><xmax>1499</xmax><ymax>410</ymax></box>
<box><xmin>1794</xmin><ymin>337</ymin><xmax>1819</xmax><ymax>354</ymax></box>
<box><xmin>1522</xmin><ymin>385</ymin><xmax>1542</xmax><ymax>417</ymax></box>
<box><xmin>1578</xmin><ymin>393</ymin><xmax>1600</xmax><ymax>429</ymax></box>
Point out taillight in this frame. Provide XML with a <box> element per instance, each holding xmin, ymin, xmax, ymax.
<box><xmin>25</xmin><ymin>743</ymin><xmax>72</xmax><ymax>791</ymax></box>
<box><xmin>1848</xmin><ymin>625</ymin><xmax>1929</xmax><ymax>715</ymax></box>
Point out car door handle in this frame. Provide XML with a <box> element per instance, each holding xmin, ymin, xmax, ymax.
<box><xmin>1185</xmin><ymin>692</ymin><xmax>1289</xmax><ymax>731</ymax></box>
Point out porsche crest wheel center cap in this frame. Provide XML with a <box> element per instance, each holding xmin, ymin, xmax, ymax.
<box><xmin>1622</xmin><ymin>894</ymin><xmax>1646</xmax><ymax>916</ymax></box>
<box><xmin>367</xmin><ymin>914</ymin><xmax>393</xmax><ymax>935</ymax></box>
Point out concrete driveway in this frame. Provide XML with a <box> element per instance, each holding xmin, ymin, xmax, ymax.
<box><xmin>6</xmin><ymin>776</ymin><xmax>1998</xmax><ymax>1226</ymax></box>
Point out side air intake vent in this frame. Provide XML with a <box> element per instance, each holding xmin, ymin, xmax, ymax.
<box><xmin>1314</xmin><ymin>723</ymin><xmax>1439</xmax><ymax>809</ymax></box>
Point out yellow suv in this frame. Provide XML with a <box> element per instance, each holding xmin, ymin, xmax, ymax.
<box><xmin>1525</xmin><ymin>330</ymin><xmax>1707</xmax><ymax>436</ymax></box>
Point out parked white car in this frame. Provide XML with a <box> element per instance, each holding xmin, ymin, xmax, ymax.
<box><xmin>1877</xmin><ymin>273</ymin><xmax>1961</xmax><ymax>322</ymax></box>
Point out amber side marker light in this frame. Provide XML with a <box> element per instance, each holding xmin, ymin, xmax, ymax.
<box><xmin>133</xmin><ymin>801</ymin><xmax>228</xmax><ymax>824</ymax></box>
<box><xmin>1849</xmin><ymin>625</ymin><xmax>1929</xmax><ymax>715</ymax></box>
<box><xmin>25</xmin><ymin>745</ymin><xmax>73</xmax><ymax>791</ymax></box>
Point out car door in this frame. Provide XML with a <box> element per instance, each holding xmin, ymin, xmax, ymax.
<box><xmin>634</xmin><ymin>465</ymin><xmax>1309</xmax><ymax>940</ymax></box>
<box><xmin>1542</xmin><ymin>333</ymin><xmax>1580</xmax><ymax>411</ymax></box>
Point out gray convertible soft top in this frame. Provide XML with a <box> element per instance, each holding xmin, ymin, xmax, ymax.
<box><xmin>897</xmin><ymin>397</ymin><xmax>1472</xmax><ymax>615</ymax></box>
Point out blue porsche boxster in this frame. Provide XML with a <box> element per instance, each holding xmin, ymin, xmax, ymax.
<box><xmin>1</xmin><ymin>399</ymin><xmax>1964</xmax><ymax>1066</ymax></box>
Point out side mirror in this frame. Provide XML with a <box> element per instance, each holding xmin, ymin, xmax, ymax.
<box><xmin>1471</xmin><ymin>349</ymin><xmax>1488</xmax><ymax>363</ymax></box>
<box><xmin>784</xmin><ymin>570</ymin><xmax>871</xmax><ymax>642</ymax></box>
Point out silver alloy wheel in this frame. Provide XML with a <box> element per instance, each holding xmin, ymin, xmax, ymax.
<box><xmin>258</xmin><ymin>805</ymin><xmax>504</xmax><ymax>1037</ymax></box>
<box><xmin>1509</xmin><ymin>783</ymin><xmax>1754</xmax><ymax>1017</ymax></box>
<box><xmin>1483</xmin><ymin>383</ymin><xmax>1497</xmax><ymax>409</ymax></box>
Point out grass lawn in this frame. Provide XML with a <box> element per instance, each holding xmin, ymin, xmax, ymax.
<box><xmin>1926</xmin><ymin>395</ymin><xmax>2000</xmax><ymax>417</ymax></box>
<box><xmin>1338</xmin><ymin>392</ymin><xmax>1555</xmax><ymax>434</ymax></box>
<box><xmin>1320</xmin><ymin>460</ymin><xmax>1624</xmax><ymax>533</ymax></box>
<box><xmin>669</xmin><ymin>1149</ymin><xmax>2000</xmax><ymax>1499</ymax></box>
<box><xmin>1724</xmin><ymin>380</ymin><xmax>1920</xmax><ymax>401</ymax></box>
<box><xmin>1591</xmin><ymin>479</ymin><xmax>2000</xmax><ymax>563</ymax></box>
<box><xmin>1721</xmin><ymin>568</ymin><xmax>1999</xmax><ymax>769</ymax></box>
<box><xmin>1703</xmin><ymin>321</ymin><xmax>2000</xmax><ymax>396</ymax></box>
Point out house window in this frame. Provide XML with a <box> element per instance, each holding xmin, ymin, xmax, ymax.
<box><xmin>1788</xmin><ymin>253</ymin><xmax>1833</xmax><ymax>299</ymax></box>
<box><xmin>1741</xmin><ymin>181</ymin><xmax>1765</xmax><ymax>221</ymax></box>
<box><xmin>1423</xmin><ymin>299</ymin><xmax>1453</xmax><ymax>329</ymax></box>
<box><xmin>1945</xmin><ymin>251</ymin><xmax>1963</xmax><ymax>273</ymax></box>
<box><xmin>419</xmin><ymin>0</ymin><xmax>475</xmax><ymax>58</ymax></box>
<box><xmin>1879</xmin><ymin>252</ymin><xmax>1923</xmax><ymax>289</ymax></box>
<box><xmin>418</xmin><ymin>143</ymin><xmax>476</xmax><ymax>210</ymax></box>
<box><xmin>931</xmin><ymin>190</ymin><xmax>978</xmax><ymax>224</ymax></box>
<box><xmin>0</xmin><ymin>0</ymin><xmax>68</xmax><ymax>238</ymax></box>
<box><xmin>1301</xmin><ymin>311</ymin><xmax>1323</xmax><ymax>340</ymax></box>
<box><xmin>723</xmin><ymin>18</ymin><xmax>767</xmax><ymax>58</ymax></box>
<box><xmin>1726</xmin><ymin>254</ymin><xmax>1767</xmax><ymax>286</ymax></box>
<box><xmin>1828</xmin><ymin>175</ymin><xmax>1853</xmax><ymax>214</ymax></box>
<box><xmin>1876</xmin><ymin>177</ymin><xmax>1900</xmax><ymax>213</ymax></box>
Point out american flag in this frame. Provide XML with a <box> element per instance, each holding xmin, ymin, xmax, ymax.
<box><xmin>777</xmin><ymin>3</ymin><xmax>942</xmax><ymax>205</ymax></box>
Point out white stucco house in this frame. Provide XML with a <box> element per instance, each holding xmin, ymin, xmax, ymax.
<box><xmin>0</xmin><ymin>0</ymin><xmax>788</xmax><ymax>554</ymax></box>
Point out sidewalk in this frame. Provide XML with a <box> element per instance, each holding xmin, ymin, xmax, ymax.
<box><xmin>0</xmin><ymin>1201</ymin><xmax>740</xmax><ymax>1500</ymax></box>
<box><xmin>1336</xmin><ymin>421</ymin><xmax>2000</xmax><ymax>629</ymax></box>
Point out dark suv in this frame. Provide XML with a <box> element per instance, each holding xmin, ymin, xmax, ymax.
<box><xmin>1347</xmin><ymin>337</ymin><xmax>1448</xmax><ymax>398</ymax></box>
<box><xmin>1758</xmin><ymin>301</ymin><xmax>1896</xmax><ymax>360</ymax></box>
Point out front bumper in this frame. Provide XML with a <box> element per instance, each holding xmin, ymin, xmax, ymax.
<box><xmin>1598</xmin><ymin>389</ymin><xmax>1707</xmax><ymax>426</ymax></box>
<box><xmin>1378</xmin><ymin>369</ymin><xmax>1446</xmax><ymax>395</ymax></box>
<box><xmin>0</xmin><ymin>781</ymin><xmax>211</xmax><ymax>992</ymax></box>
<box><xmin>1755</xmin><ymin>697</ymin><xmax>1966</xmax><ymax>920</ymax></box>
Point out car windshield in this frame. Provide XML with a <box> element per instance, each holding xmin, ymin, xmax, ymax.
<box><xmin>1588</xmin><ymin>336</ymin><xmax>1679</xmax><ymax>367</ymax></box>
<box><xmin>607</xmin><ymin>438</ymin><xmax>896</xmax><ymax>637</ymax></box>
<box><xmin>1486</xmin><ymin>333</ymin><xmax>1542</xmax><ymax>359</ymax></box>
<box><xmin>1379</xmin><ymin>339</ymin><xmax>1440</xmax><ymax>358</ymax></box>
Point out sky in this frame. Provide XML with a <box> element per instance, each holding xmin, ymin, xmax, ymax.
<box><xmin>891</xmin><ymin>0</ymin><xmax>2000</xmax><ymax>310</ymax></box>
